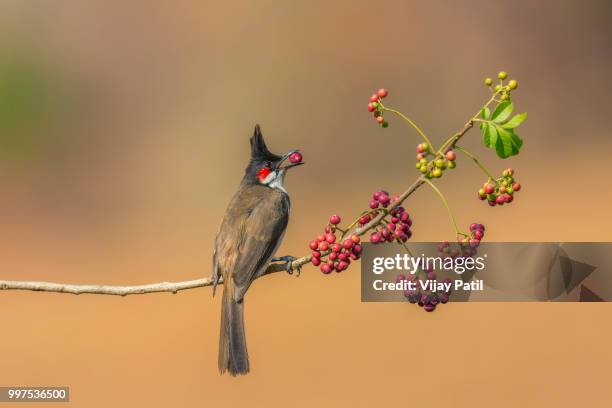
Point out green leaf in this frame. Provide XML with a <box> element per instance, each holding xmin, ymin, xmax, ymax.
<box><xmin>482</xmin><ymin>123</ymin><xmax>498</xmax><ymax>148</ymax></box>
<box><xmin>502</xmin><ymin>112</ymin><xmax>527</xmax><ymax>129</ymax></box>
<box><xmin>481</xmin><ymin>107</ymin><xmax>491</xmax><ymax>120</ymax></box>
<box><xmin>491</xmin><ymin>101</ymin><xmax>514</xmax><ymax>123</ymax></box>
<box><xmin>494</xmin><ymin>125</ymin><xmax>522</xmax><ymax>158</ymax></box>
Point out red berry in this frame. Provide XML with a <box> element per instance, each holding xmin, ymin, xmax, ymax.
<box><xmin>329</xmin><ymin>252</ymin><xmax>338</xmax><ymax>261</ymax></box>
<box><xmin>512</xmin><ymin>183</ymin><xmax>521</xmax><ymax>191</ymax></box>
<box><xmin>332</xmin><ymin>243</ymin><xmax>342</xmax><ymax>252</ymax></box>
<box><xmin>484</xmin><ymin>184</ymin><xmax>495</xmax><ymax>194</ymax></box>
<box><xmin>353</xmin><ymin>244</ymin><xmax>362</xmax><ymax>254</ymax></box>
<box><xmin>505</xmin><ymin>194</ymin><xmax>514</xmax><ymax>203</ymax></box>
<box><xmin>325</xmin><ymin>233</ymin><xmax>336</xmax><ymax>243</ymax></box>
<box><xmin>367</xmin><ymin>103</ymin><xmax>375</xmax><ymax>112</ymax></box>
<box><xmin>350</xmin><ymin>234</ymin><xmax>360</xmax><ymax>244</ymax></box>
<box><xmin>312</xmin><ymin>250</ymin><xmax>321</xmax><ymax>258</ymax></box>
<box><xmin>377</xmin><ymin>88</ymin><xmax>388</xmax><ymax>98</ymax></box>
<box><xmin>318</xmin><ymin>241</ymin><xmax>330</xmax><ymax>251</ymax></box>
<box><xmin>359</xmin><ymin>214</ymin><xmax>371</xmax><ymax>225</ymax></box>
<box><xmin>317</xmin><ymin>234</ymin><xmax>325</xmax><ymax>242</ymax></box>
<box><xmin>342</xmin><ymin>239</ymin><xmax>353</xmax><ymax>249</ymax></box>
<box><xmin>369</xmin><ymin>94</ymin><xmax>379</xmax><ymax>103</ymax></box>
<box><xmin>329</xmin><ymin>214</ymin><xmax>341</xmax><ymax>225</ymax></box>
<box><xmin>445</xmin><ymin>150</ymin><xmax>456</xmax><ymax>161</ymax></box>
<box><xmin>379</xmin><ymin>194</ymin><xmax>390</xmax><ymax>205</ymax></box>
<box><xmin>337</xmin><ymin>261</ymin><xmax>349</xmax><ymax>271</ymax></box>
<box><xmin>488</xmin><ymin>200</ymin><xmax>496</xmax><ymax>207</ymax></box>
<box><xmin>495</xmin><ymin>195</ymin><xmax>505</xmax><ymax>205</ymax></box>
<box><xmin>288</xmin><ymin>152</ymin><xmax>303</xmax><ymax>164</ymax></box>
<box><xmin>321</xmin><ymin>264</ymin><xmax>332</xmax><ymax>274</ymax></box>
<box><xmin>473</xmin><ymin>230</ymin><xmax>484</xmax><ymax>240</ymax></box>
<box><xmin>370</xmin><ymin>232</ymin><xmax>381</xmax><ymax>243</ymax></box>
<box><xmin>369</xmin><ymin>200</ymin><xmax>379</xmax><ymax>209</ymax></box>
<box><xmin>311</xmin><ymin>257</ymin><xmax>321</xmax><ymax>266</ymax></box>
<box><xmin>309</xmin><ymin>240</ymin><xmax>318</xmax><ymax>250</ymax></box>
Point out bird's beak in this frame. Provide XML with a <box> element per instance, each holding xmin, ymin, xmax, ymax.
<box><xmin>277</xmin><ymin>149</ymin><xmax>304</xmax><ymax>171</ymax></box>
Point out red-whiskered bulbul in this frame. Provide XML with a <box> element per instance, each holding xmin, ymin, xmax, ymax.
<box><xmin>213</xmin><ymin>125</ymin><xmax>303</xmax><ymax>376</ymax></box>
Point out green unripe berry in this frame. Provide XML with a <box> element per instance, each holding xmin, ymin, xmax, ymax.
<box><xmin>420</xmin><ymin>158</ymin><xmax>428</xmax><ymax>165</ymax></box>
<box><xmin>506</xmin><ymin>186</ymin><xmax>514</xmax><ymax>194</ymax></box>
<box><xmin>425</xmin><ymin>172</ymin><xmax>433</xmax><ymax>179</ymax></box>
<box><xmin>507</xmin><ymin>177</ymin><xmax>514</xmax><ymax>184</ymax></box>
<box><xmin>435</xmin><ymin>159</ymin><xmax>445</xmax><ymax>168</ymax></box>
<box><xmin>494</xmin><ymin>85</ymin><xmax>502</xmax><ymax>92</ymax></box>
<box><xmin>447</xmin><ymin>161</ymin><xmax>456</xmax><ymax>169</ymax></box>
<box><xmin>501</xmin><ymin>180</ymin><xmax>508</xmax><ymax>187</ymax></box>
<box><xmin>432</xmin><ymin>168</ymin><xmax>442</xmax><ymax>178</ymax></box>
<box><xmin>478</xmin><ymin>188</ymin><xmax>486</xmax><ymax>197</ymax></box>
<box><xmin>416</xmin><ymin>162</ymin><xmax>422</xmax><ymax>169</ymax></box>
<box><xmin>498</xmin><ymin>71</ymin><xmax>508</xmax><ymax>80</ymax></box>
<box><xmin>501</xmin><ymin>94</ymin><xmax>509</xmax><ymax>101</ymax></box>
<box><xmin>421</xmin><ymin>143</ymin><xmax>429</xmax><ymax>152</ymax></box>
<box><xmin>502</xmin><ymin>169</ymin><xmax>509</xmax><ymax>177</ymax></box>
<box><xmin>371</xmin><ymin>102</ymin><xmax>379</xmax><ymax>109</ymax></box>
<box><xmin>381</xmin><ymin>121</ymin><xmax>389</xmax><ymax>128</ymax></box>
<box><xmin>487</xmin><ymin>193</ymin><xmax>497</xmax><ymax>201</ymax></box>
<box><xmin>485</xmin><ymin>78</ymin><xmax>493</xmax><ymax>86</ymax></box>
<box><xmin>508</xmin><ymin>79</ymin><xmax>518</xmax><ymax>90</ymax></box>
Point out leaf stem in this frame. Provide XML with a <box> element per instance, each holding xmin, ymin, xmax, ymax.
<box><xmin>454</xmin><ymin>145</ymin><xmax>496</xmax><ymax>180</ymax></box>
<box><xmin>422</xmin><ymin>178</ymin><xmax>462</xmax><ymax>237</ymax></box>
<box><xmin>379</xmin><ymin>103</ymin><xmax>435</xmax><ymax>150</ymax></box>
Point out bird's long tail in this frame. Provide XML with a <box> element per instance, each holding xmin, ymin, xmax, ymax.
<box><xmin>218</xmin><ymin>285</ymin><xmax>249</xmax><ymax>376</ymax></box>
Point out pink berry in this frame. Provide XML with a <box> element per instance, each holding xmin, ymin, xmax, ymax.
<box><xmin>370</xmin><ymin>233</ymin><xmax>381</xmax><ymax>243</ymax></box>
<box><xmin>369</xmin><ymin>94</ymin><xmax>379</xmax><ymax>103</ymax></box>
<box><xmin>473</xmin><ymin>230</ymin><xmax>484</xmax><ymax>240</ymax></box>
<box><xmin>317</xmin><ymin>234</ymin><xmax>325</xmax><ymax>242</ymax></box>
<box><xmin>325</xmin><ymin>233</ymin><xmax>336</xmax><ymax>243</ymax></box>
<box><xmin>309</xmin><ymin>240</ymin><xmax>318</xmax><ymax>250</ymax></box>
<box><xmin>359</xmin><ymin>214</ymin><xmax>371</xmax><ymax>225</ymax></box>
<box><xmin>288</xmin><ymin>151</ymin><xmax>303</xmax><ymax>164</ymax></box>
<box><xmin>311</xmin><ymin>257</ymin><xmax>321</xmax><ymax>266</ymax></box>
<box><xmin>445</xmin><ymin>150</ymin><xmax>456</xmax><ymax>161</ymax></box>
<box><xmin>377</xmin><ymin>88</ymin><xmax>388</xmax><ymax>98</ymax></box>
<box><xmin>484</xmin><ymin>184</ymin><xmax>495</xmax><ymax>194</ymax></box>
<box><xmin>321</xmin><ymin>264</ymin><xmax>332</xmax><ymax>274</ymax></box>
<box><xmin>318</xmin><ymin>241</ymin><xmax>330</xmax><ymax>251</ymax></box>
<box><xmin>495</xmin><ymin>195</ymin><xmax>505</xmax><ymax>205</ymax></box>
<box><xmin>342</xmin><ymin>239</ymin><xmax>353</xmax><ymax>249</ymax></box>
<box><xmin>376</xmin><ymin>116</ymin><xmax>384</xmax><ymax>124</ymax></box>
<box><xmin>329</xmin><ymin>252</ymin><xmax>338</xmax><ymax>261</ymax></box>
<box><xmin>369</xmin><ymin>200</ymin><xmax>379</xmax><ymax>209</ymax></box>
<box><xmin>416</xmin><ymin>153</ymin><xmax>424</xmax><ymax>161</ymax></box>
<box><xmin>367</xmin><ymin>103</ymin><xmax>375</xmax><ymax>112</ymax></box>
<box><xmin>332</xmin><ymin>243</ymin><xmax>342</xmax><ymax>252</ymax></box>
<box><xmin>329</xmin><ymin>214</ymin><xmax>341</xmax><ymax>225</ymax></box>
<box><xmin>312</xmin><ymin>250</ymin><xmax>321</xmax><ymax>258</ymax></box>
<box><xmin>337</xmin><ymin>261</ymin><xmax>349</xmax><ymax>271</ymax></box>
<box><xmin>512</xmin><ymin>183</ymin><xmax>521</xmax><ymax>192</ymax></box>
<box><xmin>353</xmin><ymin>244</ymin><xmax>362</xmax><ymax>254</ymax></box>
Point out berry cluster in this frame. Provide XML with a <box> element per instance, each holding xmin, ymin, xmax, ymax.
<box><xmin>398</xmin><ymin>269</ymin><xmax>452</xmax><ymax>312</ymax></box>
<box><xmin>308</xmin><ymin>215</ymin><xmax>362</xmax><ymax>274</ymax></box>
<box><xmin>367</xmin><ymin>88</ymin><xmax>389</xmax><ymax>128</ymax></box>
<box><xmin>477</xmin><ymin>168</ymin><xmax>521</xmax><ymax>207</ymax></box>
<box><xmin>484</xmin><ymin>71</ymin><xmax>518</xmax><ymax>101</ymax></box>
<box><xmin>438</xmin><ymin>223</ymin><xmax>485</xmax><ymax>258</ymax></box>
<box><xmin>362</xmin><ymin>191</ymin><xmax>413</xmax><ymax>244</ymax></box>
<box><xmin>415</xmin><ymin>143</ymin><xmax>457</xmax><ymax>178</ymax></box>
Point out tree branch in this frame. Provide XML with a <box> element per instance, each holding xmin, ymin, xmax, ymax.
<box><xmin>0</xmin><ymin>120</ymin><xmax>475</xmax><ymax>297</ymax></box>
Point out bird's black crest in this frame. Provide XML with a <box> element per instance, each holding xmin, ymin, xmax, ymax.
<box><xmin>250</xmin><ymin>125</ymin><xmax>282</xmax><ymax>162</ymax></box>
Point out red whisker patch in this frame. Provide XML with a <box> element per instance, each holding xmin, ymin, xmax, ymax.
<box><xmin>257</xmin><ymin>167</ymin><xmax>272</xmax><ymax>181</ymax></box>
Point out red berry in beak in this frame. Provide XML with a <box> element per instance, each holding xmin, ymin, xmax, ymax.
<box><xmin>288</xmin><ymin>151</ymin><xmax>303</xmax><ymax>164</ymax></box>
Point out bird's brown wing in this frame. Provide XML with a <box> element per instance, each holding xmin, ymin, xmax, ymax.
<box><xmin>214</xmin><ymin>186</ymin><xmax>289</xmax><ymax>301</ymax></box>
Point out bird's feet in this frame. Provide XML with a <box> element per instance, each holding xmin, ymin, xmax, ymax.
<box><xmin>271</xmin><ymin>256</ymin><xmax>300</xmax><ymax>276</ymax></box>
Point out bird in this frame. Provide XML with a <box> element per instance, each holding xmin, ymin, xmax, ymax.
<box><xmin>212</xmin><ymin>124</ymin><xmax>304</xmax><ymax>376</ymax></box>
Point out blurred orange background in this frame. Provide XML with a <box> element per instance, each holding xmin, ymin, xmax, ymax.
<box><xmin>1</xmin><ymin>1</ymin><xmax>611</xmax><ymax>406</ymax></box>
